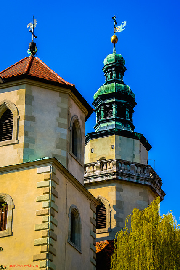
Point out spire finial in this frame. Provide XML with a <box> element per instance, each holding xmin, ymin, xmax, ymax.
<box><xmin>112</xmin><ymin>15</ymin><xmax>117</xmax><ymax>35</ymax></box>
<box><xmin>111</xmin><ymin>16</ymin><xmax>127</xmax><ymax>53</ymax></box>
<box><xmin>27</xmin><ymin>16</ymin><xmax>37</xmax><ymax>56</ymax></box>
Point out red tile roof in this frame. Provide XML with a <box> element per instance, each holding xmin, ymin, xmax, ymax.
<box><xmin>96</xmin><ymin>240</ymin><xmax>114</xmax><ymax>270</ymax></box>
<box><xmin>0</xmin><ymin>56</ymin><xmax>93</xmax><ymax>120</ymax></box>
<box><xmin>0</xmin><ymin>56</ymin><xmax>74</xmax><ymax>87</ymax></box>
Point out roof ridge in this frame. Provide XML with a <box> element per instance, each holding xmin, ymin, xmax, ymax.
<box><xmin>0</xmin><ymin>57</ymin><xmax>29</xmax><ymax>75</ymax></box>
<box><xmin>24</xmin><ymin>56</ymin><xmax>33</xmax><ymax>74</ymax></box>
<box><xmin>36</xmin><ymin>57</ymin><xmax>74</xmax><ymax>86</ymax></box>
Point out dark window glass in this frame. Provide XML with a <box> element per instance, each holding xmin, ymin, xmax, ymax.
<box><xmin>72</xmin><ymin>123</ymin><xmax>78</xmax><ymax>157</ymax></box>
<box><xmin>96</xmin><ymin>202</ymin><xmax>106</xmax><ymax>229</ymax></box>
<box><xmin>117</xmin><ymin>106</ymin><xmax>126</xmax><ymax>119</ymax></box>
<box><xmin>0</xmin><ymin>109</ymin><xmax>13</xmax><ymax>141</ymax></box>
<box><xmin>97</xmin><ymin>110</ymin><xmax>101</xmax><ymax>121</ymax></box>
<box><xmin>104</xmin><ymin>104</ymin><xmax>113</xmax><ymax>119</ymax></box>
<box><xmin>70</xmin><ymin>211</ymin><xmax>76</xmax><ymax>244</ymax></box>
<box><xmin>0</xmin><ymin>202</ymin><xmax>8</xmax><ymax>231</ymax></box>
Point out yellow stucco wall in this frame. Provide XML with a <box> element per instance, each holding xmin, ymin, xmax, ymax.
<box><xmin>85</xmin><ymin>135</ymin><xmax>115</xmax><ymax>163</ymax></box>
<box><xmin>0</xmin><ymin>166</ymin><xmax>43</xmax><ymax>268</ymax></box>
<box><xmin>67</xmin><ymin>96</ymin><xmax>86</xmax><ymax>184</ymax></box>
<box><xmin>86</xmin><ymin>181</ymin><xmax>156</xmax><ymax>241</ymax></box>
<box><xmin>85</xmin><ymin>135</ymin><xmax>148</xmax><ymax>165</ymax></box>
<box><xmin>0</xmin><ymin>86</ymin><xmax>26</xmax><ymax>167</ymax></box>
<box><xmin>0</xmin><ymin>160</ymin><xmax>96</xmax><ymax>270</ymax></box>
<box><xmin>53</xmin><ymin>167</ymin><xmax>95</xmax><ymax>270</ymax></box>
<box><xmin>0</xmin><ymin>81</ymin><xmax>87</xmax><ymax>185</ymax></box>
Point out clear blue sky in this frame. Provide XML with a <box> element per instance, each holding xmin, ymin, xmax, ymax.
<box><xmin>0</xmin><ymin>0</ymin><xmax>180</xmax><ymax>220</ymax></box>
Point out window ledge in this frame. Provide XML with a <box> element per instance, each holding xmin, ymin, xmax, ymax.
<box><xmin>69</xmin><ymin>152</ymin><xmax>83</xmax><ymax>167</ymax></box>
<box><xmin>96</xmin><ymin>227</ymin><xmax>111</xmax><ymax>234</ymax></box>
<box><xmin>0</xmin><ymin>227</ymin><xmax>12</xmax><ymax>238</ymax></box>
<box><xmin>0</xmin><ymin>139</ymin><xmax>18</xmax><ymax>148</ymax></box>
<box><xmin>68</xmin><ymin>239</ymin><xmax>82</xmax><ymax>254</ymax></box>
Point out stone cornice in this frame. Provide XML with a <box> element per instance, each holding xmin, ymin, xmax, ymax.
<box><xmin>0</xmin><ymin>157</ymin><xmax>98</xmax><ymax>205</ymax></box>
<box><xmin>0</xmin><ymin>78</ymin><xmax>93</xmax><ymax>121</ymax></box>
<box><xmin>84</xmin><ymin>159</ymin><xmax>165</xmax><ymax>201</ymax></box>
<box><xmin>85</xmin><ymin>129</ymin><xmax>152</xmax><ymax>151</ymax></box>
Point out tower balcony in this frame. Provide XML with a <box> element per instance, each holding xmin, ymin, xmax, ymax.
<box><xmin>84</xmin><ymin>159</ymin><xmax>165</xmax><ymax>201</ymax></box>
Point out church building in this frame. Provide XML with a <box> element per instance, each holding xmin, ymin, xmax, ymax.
<box><xmin>0</xmin><ymin>17</ymin><xmax>165</xmax><ymax>270</ymax></box>
<box><xmin>0</xmin><ymin>37</ymin><xmax>98</xmax><ymax>269</ymax></box>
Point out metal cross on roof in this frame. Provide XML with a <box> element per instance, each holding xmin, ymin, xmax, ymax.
<box><xmin>27</xmin><ymin>16</ymin><xmax>37</xmax><ymax>56</ymax></box>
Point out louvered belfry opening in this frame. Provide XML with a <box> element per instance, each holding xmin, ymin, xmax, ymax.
<box><xmin>0</xmin><ymin>108</ymin><xmax>13</xmax><ymax>141</ymax></box>
<box><xmin>96</xmin><ymin>202</ymin><xmax>106</xmax><ymax>229</ymax></box>
<box><xmin>0</xmin><ymin>202</ymin><xmax>8</xmax><ymax>231</ymax></box>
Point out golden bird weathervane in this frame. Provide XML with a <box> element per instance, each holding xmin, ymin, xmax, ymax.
<box><xmin>111</xmin><ymin>16</ymin><xmax>126</xmax><ymax>53</ymax></box>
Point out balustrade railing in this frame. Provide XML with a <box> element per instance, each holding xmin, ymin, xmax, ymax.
<box><xmin>84</xmin><ymin>159</ymin><xmax>164</xmax><ymax>199</ymax></box>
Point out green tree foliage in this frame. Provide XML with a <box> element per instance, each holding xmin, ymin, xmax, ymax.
<box><xmin>111</xmin><ymin>197</ymin><xmax>180</xmax><ymax>270</ymax></box>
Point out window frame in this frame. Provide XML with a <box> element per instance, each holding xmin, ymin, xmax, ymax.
<box><xmin>70</xmin><ymin>115</ymin><xmax>82</xmax><ymax>163</ymax></box>
<box><xmin>68</xmin><ymin>204</ymin><xmax>82</xmax><ymax>253</ymax></box>
<box><xmin>96</xmin><ymin>196</ymin><xmax>111</xmax><ymax>234</ymax></box>
<box><xmin>0</xmin><ymin>100</ymin><xmax>19</xmax><ymax>147</ymax></box>
<box><xmin>0</xmin><ymin>194</ymin><xmax>14</xmax><ymax>238</ymax></box>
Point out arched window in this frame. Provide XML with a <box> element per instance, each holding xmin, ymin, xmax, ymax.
<box><xmin>0</xmin><ymin>194</ymin><xmax>14</xmax><ymax>238</ymax></box>
<box><xmin>68</xmin><ymin>205</ymin><xmax>81</xmax><ymax>252</ymax></box>
<box><xmin>0</xmin><ymin>100</ymin><xmax>19</xmax><ymax>147</ymax></box>
<box><xmin>72</xmin><ymin>122</ymin><xmax>78</xmax><ymax>157</ymax></box>
<box><xmin>0</xmin><ymin>201</ymin><xmax>8</xmax><ymax>231</ymax></box>
<box><xmin>0</xmin><ymin>108</ymin><xmax>13</xmax><ymax>142</ymax></box>
<box><xmin>96</xmin><ymin>202</ymin><xmax>106</xmax><ymax>229</ymax></box>
<box><xmin>96</xmin><ymin>196</ymin><xmax>111</xmax><ymax>233</ymax></box>
<box><xmin>70</xmin><ymin>116</ymin><xmax>82</xmax><ymax>161</ymax></box>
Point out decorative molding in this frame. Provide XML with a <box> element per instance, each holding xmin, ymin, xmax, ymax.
<box><xmin>0</xmin><ymin>158</ymin><xmax>98</xmax><ymax>206</ymax></box>
<box><xmin>85</xmin><ymin>159</ymin><xmax>165</xmax><ymax>200</ymax></box>
<box><xmin>0</xmin><ymin>78</ymin><xmax>91</xmax><ymax>121</ymax></box>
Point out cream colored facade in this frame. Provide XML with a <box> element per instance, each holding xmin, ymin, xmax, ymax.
<box><xmin>0</xmin><ymin>159</ymin><xmax>97</xmax><ymax>269</ymax></box>
<box><xmin>84</xmin><ymin>135</ymin><xmax>165</xmax><ymax>242</ymax></box>
<box><xmin>85</xmin><ymin>179</ymin><xmax>156</xmax><ymax>241</ymax></box>
<box><xmin>0</xmin><ymin>79</ymin><xmax>87</xmax><ymax>184</ymax></box>
<box><xmin>0</xmin><ymin>76</ymin><xmax>97</xmax><ymax>269</ymax></box>
<box><xmin>85</xmin><ymin>135</ymin><xmax>148</xmax><ymax>165</ymax></box>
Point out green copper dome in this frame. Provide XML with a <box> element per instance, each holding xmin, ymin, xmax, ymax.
<box><xmin>92</xmin><ymin>51</ymin><xmax>136</xmax><ymax>133</ymax></box>
<box><xmin>85</xmin><ymin>49</ymin><xmax>151</xmax><ymax>152</ymax></box>
<box><xmin>103</xmin><ymin>53</ymin><xmax>125</xmax><ymax>66</ymax></box>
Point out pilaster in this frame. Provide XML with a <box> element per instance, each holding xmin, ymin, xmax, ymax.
<box><xmin>34</xmin><ymin>165</ymin><xmax>59</xmax><ymax>270</ymax></box>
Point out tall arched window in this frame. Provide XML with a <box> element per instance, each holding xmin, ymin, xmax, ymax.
<box><xmin>96</xmin><ymin>202</ymin><xmax>106</xmax><ymax>229</ymax></box>
<box><xmin>70</xmin><ymin>116</ymin><xmax>82</xmax><ymax>161</ymax></box>
<box><xmin>0</xmin><ymin>108</ymin><xmax>13</xmax><ymax>142</ymax></box>
<box><xmin>96</xmin><ymin>196</ymin><xmax>111</xmax><ymax>233</ymax></box>
<box><xmin>68</xmin><ymin>205</ymin><xmax>81</xmax><ymax>252</ymax></box>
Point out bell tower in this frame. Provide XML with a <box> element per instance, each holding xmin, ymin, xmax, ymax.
<box><xmin>93</xmin><ymin>52</ymin><xmax>135</xmax><ymax>133</ymax></box>
<box><xmin>84</xmin><ymin>18</ymin><xmax>165</xmax><ymax>241</ymax></box>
